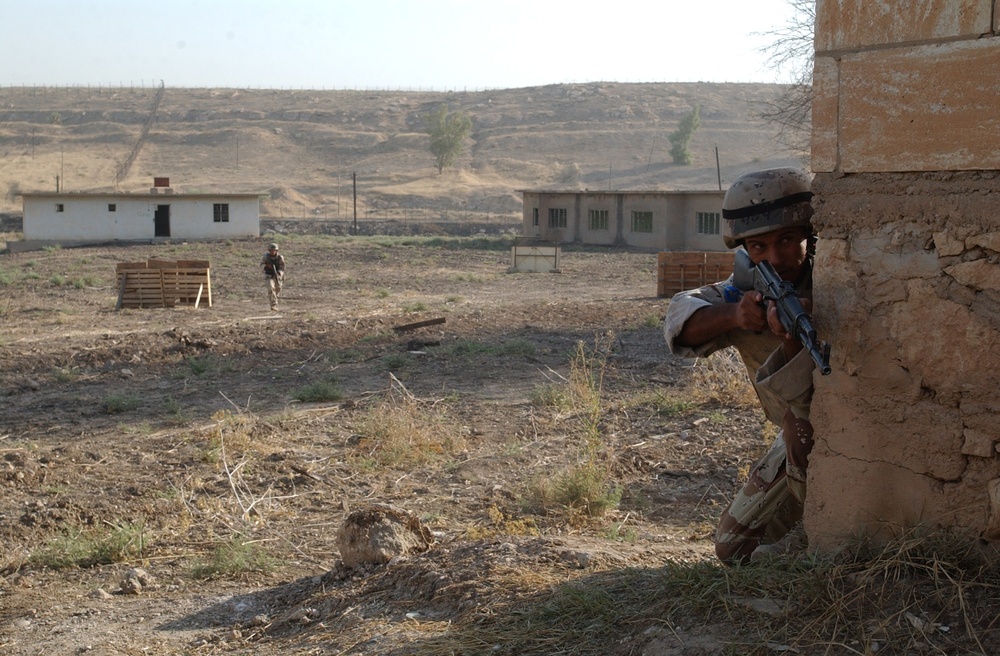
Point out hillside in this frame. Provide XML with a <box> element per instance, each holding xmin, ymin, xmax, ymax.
<box><xmin>0</xmin><ymin>82</ymin><xmax>807</xmax><ymax>222</ymax></box>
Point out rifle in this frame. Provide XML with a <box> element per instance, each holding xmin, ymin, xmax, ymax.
<box><xmin>732</xmin><ymin>249</ymin><xmax>831</xmax><ymax>375</ymax></box>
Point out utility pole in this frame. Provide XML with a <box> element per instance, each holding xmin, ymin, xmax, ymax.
<box><xmin>715</xmin><ymin>146</ymin><xmax>722</xmax><ymax>191</ymax></box>
<box><xmin>352</xmin><ymin>172</ymin><xmax>357</xmax><ymax>235</ymax></box>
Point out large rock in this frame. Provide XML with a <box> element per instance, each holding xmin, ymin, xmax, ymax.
<box><xmin>336</xmin><ymin>504</ymin><xmax>433</xmax><ymax>568</ymax></box>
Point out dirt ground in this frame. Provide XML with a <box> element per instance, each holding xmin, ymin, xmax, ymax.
<box><xmin>0</xmin><ymin>235</ymin><xmax>768</xmax><ymax>655</ymax></box>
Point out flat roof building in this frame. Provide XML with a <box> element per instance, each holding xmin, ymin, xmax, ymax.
<box><xmin>19</xmin><ymin>179</ymin><xmax>266</xmax><ymax>249</ymax></box>
<box><xmin>519</xmin><ymin>189</ymin><xmax>727</xmax><ymax>251</ymax></box>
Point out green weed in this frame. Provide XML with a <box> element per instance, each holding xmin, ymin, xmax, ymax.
<box><xmin>71</xmin><ymin>275</ymin><xmax>100</xmax><ymax>289</ymax></box>
<box><xmin>382</xmin><ymin>353</ymin><xmax>408</xmax><ymax>370</ymax></box>
<box><xmin>625</xmin><ymin>389</ymin><xmax>693</xmax><ymax>417</ymax></box>
<box><xmin>187</xmin><ymin>356</ymin><xmax>211</xmax><ymax>375</ymax></box>
<box><xmin>52</xmin><ymin>367</ymin><xmax>77</xmax><ymax>383</ymax></box>
<box><xmin>328</xmin><ymin>348</ymin><xmax>364</xmax><ymax>364</ymax></box>
<box><xmin>531</xmin><ymin>384</ymin><xmax>572</xmax><ymax>411</ymax></box>
<box><xmin>641</xmin><ymin>313</ymin><xmax>661</xmax><ymax>328</ymax></box>
<box><xmin>292</xmin><ymin>377</ymin><xmax>342</xmax><ymax>403</ymax></box>
<box><xmin>191</xmin><ymin>534</ymin><xmax>278</xmax><ymax>579</ymax></box>
<box><xmin>402</xmin><ymin>301</ymin><xmax>429</xmax><ymax>313</ymax></box>
<box><xmin>30</xmin><ymin>521</ymin><xmax>148</xmax><ymax>569</ymax></box>
<box><xmin>103</xmin><ymin>392</ymin><xmax>139</xmax><ymax>414</ymax></box>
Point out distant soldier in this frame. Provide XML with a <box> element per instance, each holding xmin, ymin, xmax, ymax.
<box><xmin>261</xmin><ymin>242</ymin><xmax>285</xmax><ymax>311</ymax></box>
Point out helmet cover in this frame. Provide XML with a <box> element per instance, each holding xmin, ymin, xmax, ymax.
<box><xmin>721</xmin><ymin>167</ymin><xmax>813</xmax><ymax>248</ymax></box>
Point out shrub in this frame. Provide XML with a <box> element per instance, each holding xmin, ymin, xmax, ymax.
<box><xmin>103</xmin><ymin>393</ymin><xmax>139</xmax><ymax>414</ymax></box>
<box><xmin>191</xmin><ymin>535</ymin><xmax>277</xmax><ymax>579</ymax></box>
<box><xmin>31</xmin><ymin>521</ymin><xmax>147</xmax><ymax>569</ymax></box>
<box><xmin>292</xmin><ymin>378</ymin><xmax>342</xmax><ymax>403</ymax></box>
<box><xmin>352</xmin><ymin>378</ymin><xmax>464</xmax><ymax>469</ymax></box>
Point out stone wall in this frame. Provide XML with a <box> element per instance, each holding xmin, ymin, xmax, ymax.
<box><xmin>807</xmin><ymin>0</ymin><xmax>1000</xmax><ymax>550</ymax></box>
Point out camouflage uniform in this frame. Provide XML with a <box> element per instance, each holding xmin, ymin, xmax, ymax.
<box><xmin>262</xmin><ymin>249</ymin><xmax>285</xmax><ymax>310</ymax></box>
<box><xmin>663</xmin><ymin>264</ymin><xmax>815</xmax><ymax>564</ymax></box>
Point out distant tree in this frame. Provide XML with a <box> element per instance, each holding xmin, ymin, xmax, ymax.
<box><xmin>558</xmin><ymin>162</ymin><xmax>582</xmax><ymax>186</ymax></box>
<box><xmin>425</xmin><ymin>104</ymin><xmax>472</xmax><ymax>174</ymax></box>
<box><xmin>668</xmin><ymin>105</ymin><xmax>701</xmax><ymax>165</ymax></box>
<box><xmin>755</xmin><ymin>0</ymin><xmax>816</xmax><ymax>151</ymax></box>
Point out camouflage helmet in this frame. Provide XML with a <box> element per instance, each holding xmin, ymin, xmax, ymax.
<box><xmin>721</xmin><ymin>167</ymin><xmax>814</xmax><ymax>249</ymax></box>
<box><xmin>268</xmin><ymin>242</ymin><xmax>279</xmax><ymax>251</ymax></box>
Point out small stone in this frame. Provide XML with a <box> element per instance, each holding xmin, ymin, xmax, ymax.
<box><xmin>119</xmin><ymin>578</ymin><xmax>142</xmax><ymax>595</ymax></box>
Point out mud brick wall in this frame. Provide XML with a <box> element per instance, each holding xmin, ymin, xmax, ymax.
<box><xmin>807</xmin><ymin>0</ymin><xmax>1000</xmax><ymax>550</ymax></box>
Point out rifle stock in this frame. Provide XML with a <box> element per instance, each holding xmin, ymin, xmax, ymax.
<box><xmin>733</xmin><ymin>249</ymin><xmax>831</xmax><ymax>375</ymax></box>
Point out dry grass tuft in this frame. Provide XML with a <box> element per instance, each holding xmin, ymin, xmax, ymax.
<box><xmin>687</xmin><ymin>346</ymin><xmax>758</xmax><ymax>407</ymax></box>
<box><xmin>526</xmin><ymin>335</ymin><xmax>623</xmax><ymax>521</ymax></box>
<box><xmin>465</xmin><ymin>505</ymin><xmax>541</xmax><ymax>539</ymax></box>
<box><xmin>781</xmin><ymin>531</ymin><xmax>1000</xmax><ymax>655</ymax></box>
<box><xmin>352</xmin><ymin>374</ymin><xmax>466</xmax><ymax>469</ymax></box>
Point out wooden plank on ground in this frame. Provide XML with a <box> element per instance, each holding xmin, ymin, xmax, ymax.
<box><xmin>393</xmin><ymin>317</ymin><xmax>446</xmax><ymax>332</ymax></box>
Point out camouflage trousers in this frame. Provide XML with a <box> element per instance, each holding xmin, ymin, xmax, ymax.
<box><xmin>714</xmin><ymin>409</ymin><xmax>814</xmax><ymax>565</ymax></box>
<box><xmin>266</xmin><ymin>274</ymin><xmax>283</xmax><ymax>309</ymax></box>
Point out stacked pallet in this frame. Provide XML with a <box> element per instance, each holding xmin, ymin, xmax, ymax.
<box><xmin>116</xmin><ymin>259</ymin><xmax>212</xmax><ymax>309</ymax></box>
<box><xmin>657</xmin><ymin>251</ymin><xmax>736</xmax><ymax>298</ymax></box>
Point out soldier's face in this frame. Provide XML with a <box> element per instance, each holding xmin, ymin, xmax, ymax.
<box><xmin>743</xmin><ymin>227</ymin><xmax>810</xmax><ymax>282</ymax></box>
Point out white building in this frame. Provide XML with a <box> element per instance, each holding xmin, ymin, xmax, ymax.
<box><xmin>20</xmin><ymin>181</ymin><xmax>266</xmax><ymax>246</ymax></box>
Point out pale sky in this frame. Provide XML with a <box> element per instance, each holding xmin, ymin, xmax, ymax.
<box><xmin>1</xmin><ymin>0</ymin><xmax>805</xmax><ymax>90</ymax></box>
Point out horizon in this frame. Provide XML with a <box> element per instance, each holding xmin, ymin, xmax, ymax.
<box><xmin>0</xmin><ymin>79</ymin><xmax>797</xmax><ymax>94</ymax></box>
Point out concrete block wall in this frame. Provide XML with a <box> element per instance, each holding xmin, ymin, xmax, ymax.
<box><xmin>808</xmin><ymin>0</ymin><xmax>1000</xmax><ymax>550</ymax></box>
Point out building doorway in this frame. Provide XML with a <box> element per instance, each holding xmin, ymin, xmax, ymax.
<box><xmin>154</xmin><ymin>204</ymin><xmax>171</xmax><ymax>237</ymax></box>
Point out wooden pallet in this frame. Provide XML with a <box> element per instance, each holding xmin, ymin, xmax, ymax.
<box><xmin>115</xmin><ymin>259</ymin><xmax>212</xmax><ymax>309</ymax></box>
<box><xmin>657</xmin><ymin>251</ymin><xmax>736</xmax><ymax>297</ymax></box>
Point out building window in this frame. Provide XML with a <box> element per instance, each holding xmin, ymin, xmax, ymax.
<box><xmin>548</xmin><ymin>208</ymin><xmax>567</xmax><ymax>228</ymax></box>
<box><xmin>697</xmin><ymin>211</ymin><xmax>720</xmax><ymax>235</ymax></box>
<box><xmin>631</xmin><ymin>210</ymin><xmax>653</xmax><ymax>233</ymax></box>
<box><xmin>588</xmin><ymin>209</ymin><xmax>609</xmax><ymax>231</ymax></box>
<box><xmin>108</xmin><ymin>203</ymin><xmax>116</xmax><ymax>212</ymax></box>
<box><xmin>213</xmin><ymin>203</ymin><xmax>230</xmax><ymax>223</ymax></box>
<box><xmin>56</xmin><ymin>203</ymin><xmax>64</xmax><ymax>213</ymax></box>
<box><xmin>532</xmin><ymin>207</ymin><xmax>539</xmax><ymax>226</ymax></box>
